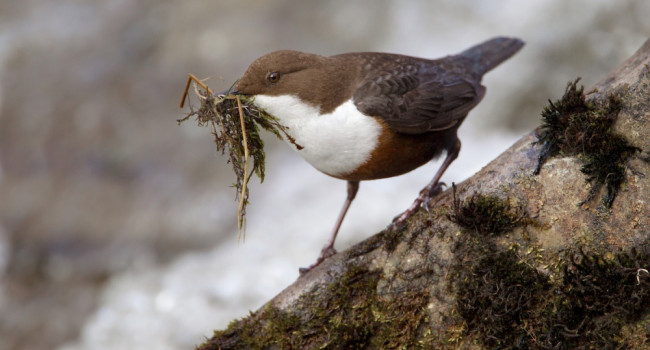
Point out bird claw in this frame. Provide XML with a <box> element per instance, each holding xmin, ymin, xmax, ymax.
<box><xmin>299</xmin><ymin>245</ymin><xmax>337</xmax><ymax>275</ymax></box>
<box><xmin>393</xmin><ymin>181</ymin><xmax>447</xmax><ymax>224</ymax></box>
<box><xmin>422</xmin><ymin>181</ymin><xmax>446</xmax><ymax>211</ymax></box>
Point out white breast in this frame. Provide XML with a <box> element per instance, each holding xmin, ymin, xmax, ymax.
<box><xmin>253</xmin><ymin>94</ymin><xmax>382</xmax><ymax>177</ymax></box>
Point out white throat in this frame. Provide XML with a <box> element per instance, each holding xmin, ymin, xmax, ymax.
<box><xmin>252</xmin><ymin>94</ymin><xmax>382</xmax><ymax>177</ymax></box>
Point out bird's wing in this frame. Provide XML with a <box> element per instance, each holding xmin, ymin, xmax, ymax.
<box><xmin>354</xmin><ymin>68</ymin><xmax>485</xmax><ymax>135</ymax></box>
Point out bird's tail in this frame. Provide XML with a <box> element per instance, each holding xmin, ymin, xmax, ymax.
<box><xmin>458</xmin><ymin>37</ymin><xmax>524</xmax><ymax>75</ymax></box>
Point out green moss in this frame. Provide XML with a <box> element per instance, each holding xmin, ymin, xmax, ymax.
<box><xmin>453</xmin><ymin>246</ymin><xmax>550</xmax><ymax>348</ymax></box>
<box><xmin>239</xmin><ymin>305</ymin><xmax>304</xmax><ymax>349</ymax></box>
<box><xmin>450</xmin><ymin>238</ymin><xmax>650</xmax><ymax>349</ymax></box>
<box><xmin>179</xmin><ymin>81</ymin><xmax>302</xmax><ymax>234</ymax></box>
<box><xmin>319</xmin><ymin>264</ymin><xmax>382</xmax><ymax>348</ymax></box>
<box><xmin>618</xmin><ymin>314</ymin><xmax>650</xmax><ymax>349</ymax></box>
<box><xmin>534</xmin><ymin>79</ymin><xmax>641</xmax><ymax>207</ymax></box>
<box><xmin>446</xmin><ymin>182</ymin><xmax>650</xmax><ymax>348</ymax></box>
<box><xmin>381</xmin><ymin>225</ymin><xmax>406</xmax><ymax>253</ymax></box>
<box><xmin>200</xmin><ymin>226</ymin><xmax>650</xmax><ymax>349</ymax></box>
<box><xmin>541</xmin><ymin>246</ymin><xmax>650</xmax><ymax>349</ymax></box>
<box><xmin>200</xmin><ymin>261</ymin><xmax>437</xmax><ymax>349</ymax></box>
<box><xmin>447</xmin><ymin>184</ymin><xmax>532</xmax><ymax>235</ymax></box>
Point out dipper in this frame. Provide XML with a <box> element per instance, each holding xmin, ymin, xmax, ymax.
<box><xmin>228</xmin><ymin>37</ymin><xmax>524</xmax><ymax>272</ymax></box>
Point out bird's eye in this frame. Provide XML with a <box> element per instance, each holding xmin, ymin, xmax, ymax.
<box><xmin>266</xmin><ymin>72</ymin><xmax>280</xmax><ymax>83</ymax></box>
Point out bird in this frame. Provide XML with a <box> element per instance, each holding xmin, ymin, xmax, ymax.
<box><xmin>225</xmin><ymin>37</ymin><xmax>524</xmax><ymax>273</ymax></box>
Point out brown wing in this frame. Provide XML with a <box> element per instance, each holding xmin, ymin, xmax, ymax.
<box><xmin>354</xmin><ymin>68</ymin><xmax>485</xmax><ymax>135</ymax></box>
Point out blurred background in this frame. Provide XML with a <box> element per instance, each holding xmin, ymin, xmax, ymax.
<box><xmin>0</xmin><ymin>1</ymin><xmax>648</xmax><ymax>349</ymax></box>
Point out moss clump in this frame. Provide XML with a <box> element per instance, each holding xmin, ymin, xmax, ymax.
<box><xmin>203</xmin><ymin>264</ymin><xmax>381</xmax><ymax>349</ymax></box>
<box><xmin>534</xmin><ymin>79</ymin><xmax>641</xmax><ymax>207</ymax></box>
<box><xmin>446</xmin><ymin>182</ymin><xmax>650</xmax><ymax>348</ymax></box>
<box><xmin>540</xmin><ymin>247</ymin><xmax>650</xmax><ymax>349</ymax></box>
<box><xmin>448</xmin><ymin>184</ymin><xmax>531</xmax><ymax>235</ymax></box>
<box><xmin>205</xmin><ymin>304</ymin><xmax>303</xmax><ymax>349</ymax></box>
<box><xmin>451</xmin><ymin>239</ymin><xmax>650</xmax><ymax>349</ymax></box>
<box><xmin>201</xmin><ymin>261</ymin><xmax>438</xmax><ymax>349</ymax></box>
<box><xmin>178</xmin><ymin>75</ymin><xmax>300</xmax><ymax>234</ymax></box>
<box><xmin>454</xmin><ymin>247</ymin><xmax>550</xmax><ymax>348</ymax></box>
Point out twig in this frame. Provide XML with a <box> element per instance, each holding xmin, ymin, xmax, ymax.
<box><xmin>637</xmin><ymin>268</ymin><xmax>649</xmax><ymax>285</ymax></box>
<box><xmin>236</xmin><ymin>95</ymin><xmax>250</xmax><ymax>241</ymax></box>
<box><xmin>180</xmin><ymin>74</ymin><xmax>213</xmax><ymax>108</ymax></box>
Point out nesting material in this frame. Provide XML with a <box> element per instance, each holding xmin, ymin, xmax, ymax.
<box><xmin>178</xmin><ymin>74</ymin><xmax>300</xmax><ymax>239</ymax></box>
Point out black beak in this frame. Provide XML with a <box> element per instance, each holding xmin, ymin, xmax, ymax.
<box><xmin>215</xmin><ymin>88</ymin><xmax>241</xmax><ymax>97</ymax></box>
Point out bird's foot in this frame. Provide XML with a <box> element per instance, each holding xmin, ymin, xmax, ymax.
<box><xmin>392</xmin><ymin>182</ymin><xmax>446</xmax><ymax>225</ymax></box>
<box><xmin>422</xmin><ymin>181</ymin><xmax>446</xmax><ymax>209</ymax></box>
<box><xmin>299</xmin><ymin>245</ymin><xmax>337</xmax><ymax>275</ymax></box>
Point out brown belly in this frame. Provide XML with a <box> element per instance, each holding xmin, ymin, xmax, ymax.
<box><xmin>335</xmin><ymin>125</ymin><xmax>458</xmax><ymax>181</ymax></box>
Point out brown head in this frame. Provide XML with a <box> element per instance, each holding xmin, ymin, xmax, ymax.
<box><xmin>233</xmin><ymin>50</ymin><xmax>360</xmax><ymax>113</ymax></box>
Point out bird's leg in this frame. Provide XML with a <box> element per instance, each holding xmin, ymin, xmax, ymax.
<box><xmin>299</xmin><ymin>180</ymin><xmax>360</xmax><ymax>274</ymax></box>
<box><xmin>394</xmin><ymin>139</ymin><xmax>461</xmax><ymax>224</ymax></box>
